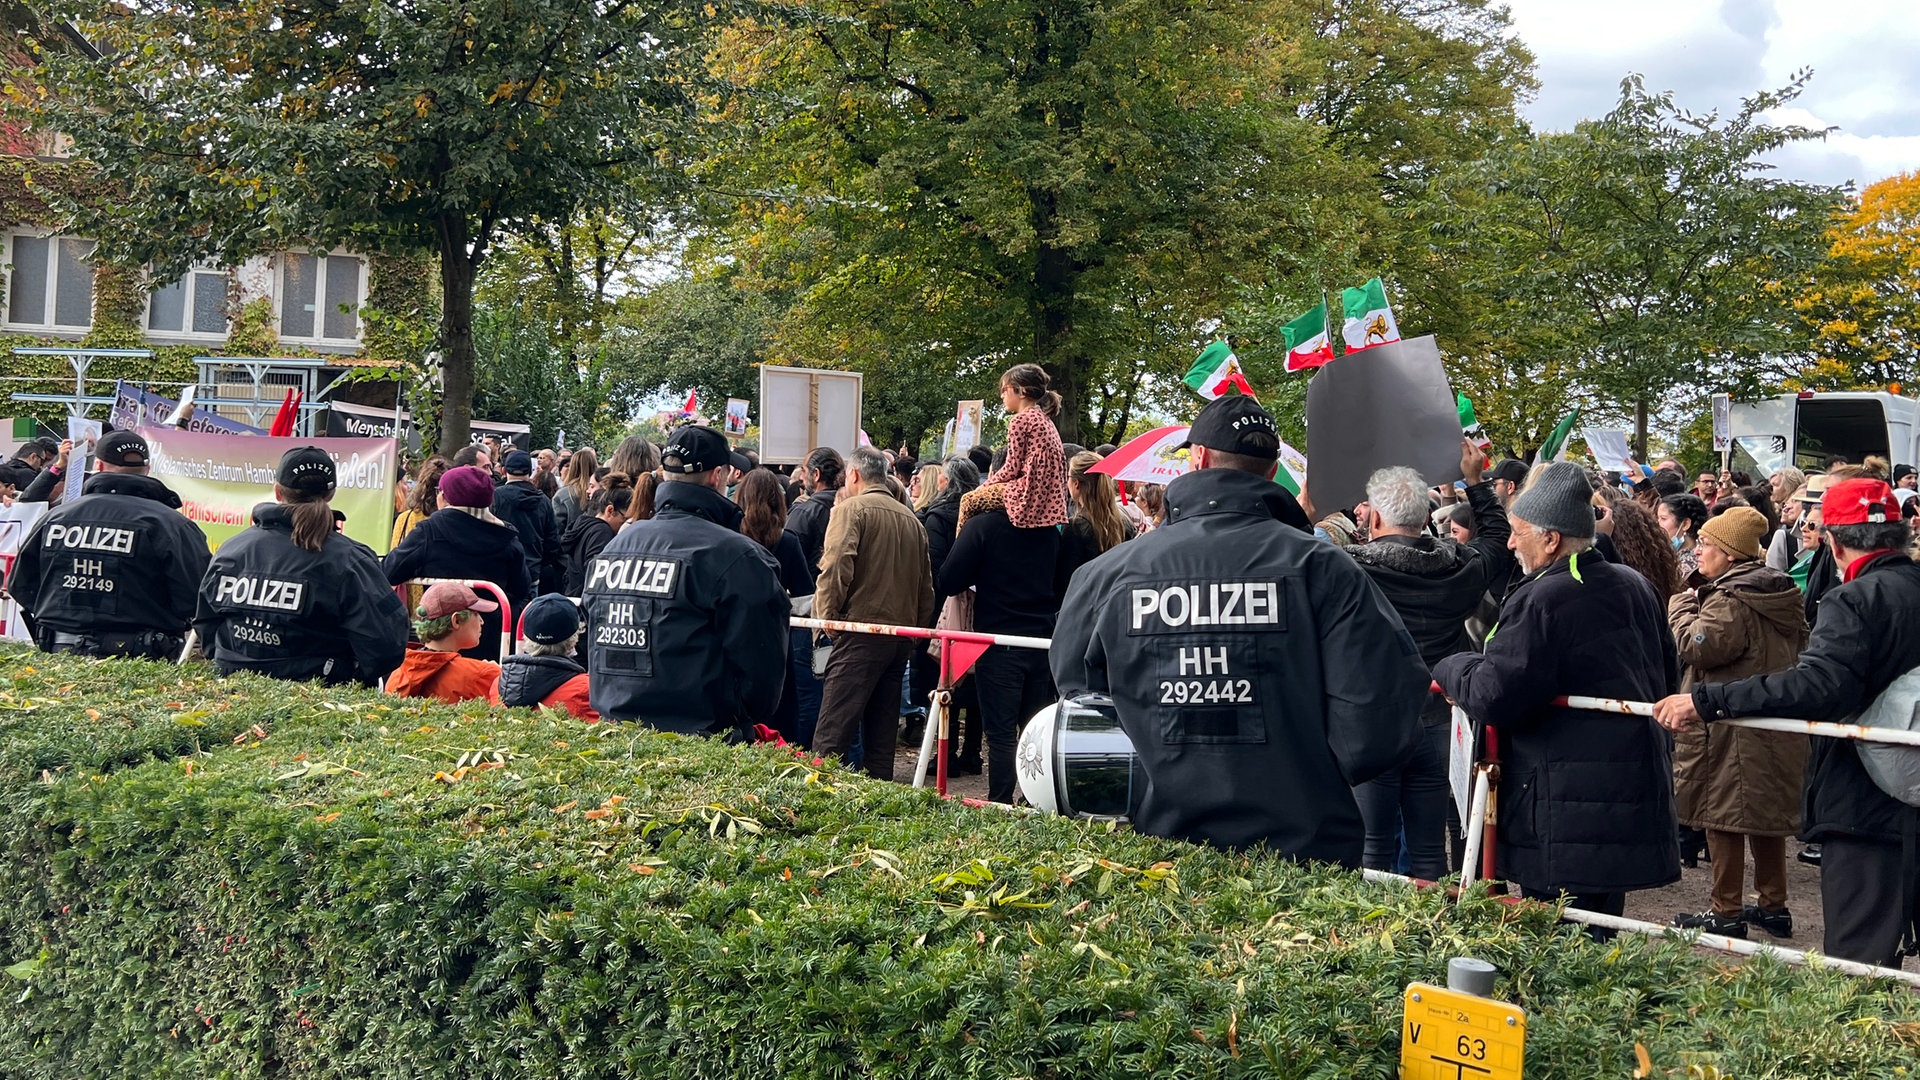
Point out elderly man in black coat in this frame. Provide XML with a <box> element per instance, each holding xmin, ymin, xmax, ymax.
<box><xmin>1435</xmin><ymin>461</ymin><xmax>1681</xmax><ymax>924</ymax></box>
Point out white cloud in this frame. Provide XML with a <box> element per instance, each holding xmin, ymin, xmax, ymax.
<box><xmin>1501</xmin><ymin>0</ymin><xmax>1920</xmax><ymax>187</ymax></box>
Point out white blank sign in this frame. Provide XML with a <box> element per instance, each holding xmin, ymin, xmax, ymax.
<box><xmin>758</xmin><ymin>365</ymin><xmax>864</xmax><ymax>465</ymax></box>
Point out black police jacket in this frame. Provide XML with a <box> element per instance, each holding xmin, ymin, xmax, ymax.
<box><xmin>382</xmin><ymin>508</ymin><xmax>532</xmax><ymax>662</ymax></box>
<box><xmin>582</xmin><ymin>480</ymin><xmax>789</xmax><ymax>734</ymax></box>
<box><xmin>194</xmin><ymin>503</ymin><xmax>408</xmax><ymax>686</ymax></box>
<box><xmin>6</xmin><ymin>472</ymin><xmax>210</xmax><ymax>639</ymax></box>
<box><xmin>492</xmin><ymin>480</ymin><xmax>564</xmax><ymax>594</ymax></box>
<box><xmin>1697</xmin><ymin>551</ymin><xmax>1920</xmax><ymax>843</ymax></box>
<box><xmin>1050</xmin><ymin>468</ymin><xmax>1429</xmax><ymax>867</ymax></box>
<box><xmin>1435</xmin><ymin>549</ymin><xmax>1682</xmax><ymax>895</ymax></box>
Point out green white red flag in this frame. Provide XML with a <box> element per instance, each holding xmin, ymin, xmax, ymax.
<box><xmin>1281</xmin><ymin>304</ymin><xmax>1334</xmax><ymax>372</ymax></box>
<box><xmin>1340</xmin><ymin>278</ymin><xmax>1401</xmax><ymax>353</ymax></box>
<box><xmin>1183</xmin><ymin>341</ymin><xmax>1256</xmax><ymax>400</ymax></box>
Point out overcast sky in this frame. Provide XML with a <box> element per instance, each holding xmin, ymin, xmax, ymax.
<box><xmin>1501</xmin><ymin>0</ymin><xmax>1919</xmax><ymax>190</ymax></box>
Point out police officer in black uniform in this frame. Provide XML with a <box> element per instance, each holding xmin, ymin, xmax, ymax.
<box><xmin>194</xmin><ymin>447</ymin><xmax>407</xmax><ymax>686</ymax></box>
<box><xmin>4</xmin><ymin>430</ymin><xmax>210</xmax><ymax>659</ymax></box>
<box><xmin>582</xmin><ymin>424</ymin><xmax>788</xmax><ymax>737</ymax></box>
<box><xmin>1049</xmin><ymin>396</ymin><xmax>1430</xmax><ymax>867</ymax></box>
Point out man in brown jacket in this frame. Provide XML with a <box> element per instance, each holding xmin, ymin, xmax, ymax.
<box><xmin>813</xmin><ymin>446</ymin><xmax>937</xmax><ymax>779</ymax></box>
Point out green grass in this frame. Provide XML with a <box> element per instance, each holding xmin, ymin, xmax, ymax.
<box><xmin>0</xmin><ymin>649</ymin><xmax>1914</xmax><ymax>1078</ymax></box>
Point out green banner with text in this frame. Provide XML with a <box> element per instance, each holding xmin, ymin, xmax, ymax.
<box><xmin>139</xmin><ymin>426</ymin><xmax>398</xmax><ymax>554</ymax></box>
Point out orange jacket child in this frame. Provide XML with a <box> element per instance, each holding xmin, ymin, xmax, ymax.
<box><xmin>386</xmin><ymin>583</ymin><xmax>501</xmax><ymax>704</ymax></box>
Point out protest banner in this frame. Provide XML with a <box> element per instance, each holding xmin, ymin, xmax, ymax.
<box><xmin>65</xmin><ymin>417</ymin><xmax>101</xmax><ymax>502</ymax></box>
<box><xmin>139</xmin><ymin>426</ymin><xmax>398</xmax><ymax>553</ymax></box>
<box><xmin>0</xmin><ymin>501</ymin><xmax>47</xmax><ymax>642</ymax></box>
<box><xmin>110</xmin><ymin>381</ymin><xmax>266</xmax><ymax>436</ymax></box>
<box><xmin>724</xmin><ymin>398</ymin><xmax>751</xmax><ymax>437</ymax></box>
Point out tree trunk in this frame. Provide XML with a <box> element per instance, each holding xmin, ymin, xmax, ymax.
<box><xmin>1029</xmin><ymin>193</ymin><xmax>1083</xmax><ymax>444</ymax></box>
<box><xmin>1634</xmin><ymin>398</ymin><xmax>1649</xmax><ymax>459</ymax></box>
<box><xmin>437</xmin><ymin>215</ymin><xmax>478</xmax><ymax>454</ymax></box>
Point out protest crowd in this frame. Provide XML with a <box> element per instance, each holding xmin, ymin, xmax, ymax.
<box><xmin>6</xmin><ymin>358</ymin><xmax>1920</xmax><ymax>972</ymax></box>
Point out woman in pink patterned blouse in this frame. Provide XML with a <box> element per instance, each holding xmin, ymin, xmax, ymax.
<box><xmin>988</xmin><ymin>363</ymin><xmax>1069</xmax><ymax>528</ymax></box>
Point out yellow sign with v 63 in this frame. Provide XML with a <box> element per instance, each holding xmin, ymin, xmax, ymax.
<box><xmin>1400</xmin><ymin>982</ymin><xmax>1526</xmax><ymax>1080</ymax></box>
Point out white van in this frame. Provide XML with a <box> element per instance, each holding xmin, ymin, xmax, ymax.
<box><xmin>1727</xmin><ymin>392</ymin><xmax>1920</xmax><ymax>478</ymax></box>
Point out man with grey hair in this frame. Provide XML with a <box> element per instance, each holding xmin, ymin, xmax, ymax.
<box><xmin>1341</xmin><ymin>439</ymin><xmax>1512</xmax><ymax>879</ymax></box>
<box><xmin>814</xmin><ymin>445</ymin><xmax>936</xmax><ymax>779</ymax></box>
<box><xmin>1435</xmin><ymin>460</ymin><xmax>1680</xmax><ymax>927</ymax></box>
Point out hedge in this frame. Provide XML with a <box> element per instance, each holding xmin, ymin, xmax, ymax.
<box><xmin>0</xmin><ymin>650</ymin><xmax>1916</xmax><ymax>1079</ymax></box>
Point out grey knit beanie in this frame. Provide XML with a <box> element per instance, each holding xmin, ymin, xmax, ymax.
<box><xmin>1509</xmin><ymin>461</ymin><xmax>1595</xmax><ymax>539</ymax></box>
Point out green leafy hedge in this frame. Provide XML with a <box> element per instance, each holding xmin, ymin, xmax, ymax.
<box><xmin>0</xmin><ymin>650</ymin><xmax>1915</xmax><ymax>1079</ymax></box>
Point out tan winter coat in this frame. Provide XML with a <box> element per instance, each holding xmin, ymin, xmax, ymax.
<box><xmin>1668</xmin><ymin>560</ymin><xmax>1810</xmax><ymax>835</ymax></box>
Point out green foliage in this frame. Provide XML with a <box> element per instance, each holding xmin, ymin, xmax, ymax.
<box><xmin>360</xmin><ymin>255</ymin><xmax>439</xmax><ymax>369</ymax></box>
<box><xmin>471</xmin><ymin>306</ymin><xmax>629</xmax><ymax>450</ymax></box>
<box><xmin>694</xmin><ymin>0</ymin><xmax>1532</xmax><ymax>445</ymax></box>
<box><xmin>28</xmin><ymin>0</ymin><xmax>712</xmax><ymax>452</ymax></box>
<box><xmin>1424</xmin><ymin>73</ymin><xmax>1844</xmax><ymax>455</ymax></box>
<box><xmin>222</xmin><ymin>297</ymin><xmax>279</xmax><ymax>358</ymax></box>
<box><xmin>1</xmin><ymin>650</ymin><xmax>1917</xmax><ymax>1079</ymax></box>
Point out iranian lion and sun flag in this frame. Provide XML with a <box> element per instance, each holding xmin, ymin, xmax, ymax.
<box><xmin>1128</xmin><ymin>277</ymin><xmax>1405</xmax><ymax>497</ymax></box>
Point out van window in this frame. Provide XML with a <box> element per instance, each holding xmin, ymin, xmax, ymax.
<box><xmin>1796</xmin><ymin>398</ymin><xmax>1888</xmax><ymax>472</ymax></box>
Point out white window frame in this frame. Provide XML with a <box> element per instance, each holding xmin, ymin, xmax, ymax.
<box><xmin>143</xmin><ymin>263</ymin><xmax>233</xmax><ymax>343</ymax></box>
<box><xmin>274</xmin><ymin>249</ymin><xmax>368</xmax><ymax>348</ymax></box>
<box><xmin>3</xmin><ymin>229</ymin><xmax>97</xmax><ymax>333</ymax></box>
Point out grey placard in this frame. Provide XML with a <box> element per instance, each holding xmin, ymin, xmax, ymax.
<box><xmin>1305</xmin><ymin>335</ymin><xmax>1465</xmax><ymax>515</ymax></box>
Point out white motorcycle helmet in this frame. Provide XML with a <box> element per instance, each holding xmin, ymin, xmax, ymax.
<box><xmin>1015</xmin><ymin>694</ymin><xmax>1143</xmax><ymax>820</ymax></box>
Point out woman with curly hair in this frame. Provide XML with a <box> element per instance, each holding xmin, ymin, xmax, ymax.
<box><xmin>1595</xmin><ymin>486</ymin><xmax>1682</xmax><ymax>604</ymax></box>
<box><xmin>1660</xmin><ymin>493</ymin><xmax>1711</xmax><ymax>582</ymax></box>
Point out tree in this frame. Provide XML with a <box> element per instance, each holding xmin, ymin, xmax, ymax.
<box><xmin>1795</xmin><ymin>171</ymin><xmax>1920</xmax><ymax>389</ymax></box>
<box><xmin>28</xmin><ymin>0</ymin><xmax>705</xmax><ymax>451</ymax></box>
<box><xmin>1427</xmin><ymin>74</ymin><xmax>1844</xmax><ymax>454</ymax></box>
<box><xmin>705</xmin><ymin>0</ymin><xmax>1482</xmax><ymax>443</ymax></box>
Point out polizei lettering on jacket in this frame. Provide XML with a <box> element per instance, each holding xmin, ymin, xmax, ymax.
<box><xmin>213</xmin><ymin>574</ymin><xmax>306</xmax><ymax>612</ymax></box>
<box><xmin>43</xmin><ymin>523</ymin><xmax>136</xmax><ymax>555</ymax></box>
<box><xmin>587</xmin><ymin>556</ymin><xmax>681</xmax><ymax>596</ymax></box>
<box><xmin>1130</xmin><ymin>581</ymin><xmax>1282</xmax><ymax>631</ymax></box>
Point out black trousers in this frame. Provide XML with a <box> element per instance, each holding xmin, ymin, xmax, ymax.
<box><xmin>973</xmin><ymin>645</ymin><xmax>1055</xmax><ymax>803</ymax></box>
<box><xmin>815</xmin><ymin>635</ymin><xmax>912</xmax><ymax>781</ymax></box>
<box><xmin>1822</xmin><ymin>834</ymin><xmax>1920</xmax><ymax>968</ymax></box>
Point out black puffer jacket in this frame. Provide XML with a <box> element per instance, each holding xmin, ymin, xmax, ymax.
<box><xmin>918</xmin><ymin>493</ymin><xmax>962</xmax><ymax>588</ymax></box>
<box><xmin>784</xmin><ymin>487</ymin><xmax>838</xmax><ymax>574</ymax></box>
<box><xmin>1343</xmin><ymin>481</ymin><xmax>1512</xmax><ymax>670</ymax></box>
<box><xmin>382</xmin><ymin>509</ymin><xmax>532</xmax><ymax>661</ymax></box>
<box><xmin>1435</xmin><ymin>549</ymin><xmax>1681</xmax><ymax>895</ymax></box>
<box><xmin>582</xmin><ymin>481</ymin><xmax>789</xmax><ymax>734</ymax></box>
<box><xmin>497</xmin><ymin>653</ymin><xmax>587</xmax><ymax>708</ymax></box>
<box><xmin>492</xmin><ymin>480</ymin><xmax>564</xmax><ymax>594</ymax></box>
<box><xmin>560</xmin><ymin>514</ymin><xmax>616</xmax><ymax>597</ymax></box>
<box><xmin>1696</xmin><ymin>551</ymin><xmax>1920</xmax><ymax>843</ymax></box>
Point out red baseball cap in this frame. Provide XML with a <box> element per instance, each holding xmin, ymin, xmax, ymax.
<box><xmin>1821</xmin><ymin>478</ymin><xmax>1902</xmax><ymax>527</ymax></box>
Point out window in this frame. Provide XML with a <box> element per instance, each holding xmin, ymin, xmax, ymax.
<box><xmin>278</xmin><ymin>251</ymin><xmax>364</xmax><ymax>344</ymax></box>
<box><xmin>147</xmin><ymin>267</ymin><xmax>231</xmax><ymax>337</ymax></box>
<box><xmin>5</xmin><ymin>232</ymin><xmax>96</xmax><ymax>330</ymax></box>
